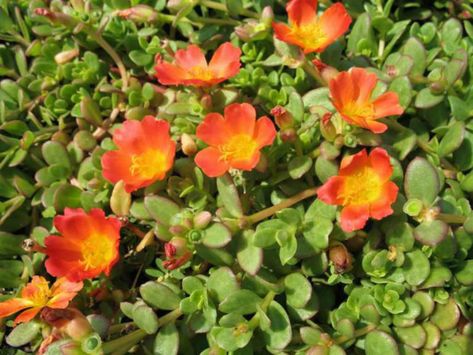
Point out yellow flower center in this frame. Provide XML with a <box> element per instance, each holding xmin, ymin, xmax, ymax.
<box><xmin>30</xmin><ymin>281</ymin><xmax>51</xmax><ymax>306</ymax></box>
<box><xmin>80</xmin><ymin>235</ymin><xmax>115</xmax><ymax>271</ymax></box>
<box><xmin>219</xmin><ymin>134</ymin><xmax>258</xmax><ymax>162</ymax></box>
<box><xmin>342</xmin><ymin>101</ymin><xmax>375</xmax><ymax>121</ymax></box>
<box><xmin>341</xmin><ymin>167</ymin><xmax>382</xmax><ymax>206</ymax></box>
<box><xmin>292</xmin><ymin>21</ymin><xmax>327</xmax><ymax>50</ymax></box>
<box><xmin>130</xmin><ymin>150</ymin><xmax>167</xmax><ymax>180</ymax></box>
<box><xmin>189</xmin><ymin>65</ymin><xmax>214</xmax><ymax>81</ymax></box>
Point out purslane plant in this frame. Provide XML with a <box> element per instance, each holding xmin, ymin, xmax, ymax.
<box><xmin>0</xmin><ymin>0</ymin><xmax>472</xmax><ymax>354</ymax></box>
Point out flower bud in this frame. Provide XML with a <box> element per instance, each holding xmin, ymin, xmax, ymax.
<box><xmin>255</xmin><ymin>152</ymin><xmax>268</xmax><ymax>173</ymax></box>
<box><xmin>167</xmin><ymin>0</ymin><xmax>197</xmax><ymax>12</ymax></box>
<box><xmin>280</xmin><ymin>128</ymin><xmax>297</xmax><ymax>142</ymax></box>
<box><xmin>116</xmin><ymin>5</ymin><xmax>158</xmax><ymax>23</ymax></box>
<box><xmin>320</xmin><ymin>113</ymin><xmax>337</xmax><ymax>141</ymax></box>
<box><xmin>193</xmin><ymin>211</ymin><xmax>212</xmax><ymax>229</ymax></box>
<box><xmin>110</xmin><ymin>180</ymin><xmax>131</xmax><ymax>217</ymax></box>
<box><xmin>54</xmin><ymin>48</ymin><xmax>79</xmax><ymax>65</ymax></box>
<box><xmin>329</xmin><ymin>244</ymin><xmax>353</xmax><ymax>273</ymax></box>
<box><xmin>41</xmin><ymin>308</ymin><xmax>92</xmax><ymax>341</ymax></box>
<box><xmin>271</xmin><ymin>106</ymin><xmax>294</xmax><ymax>130</ymax></box>
<box><xmin>181</xmin><ymin>133</ymin><xmax>197</xmax><ymax>156</ymax></box>
<box><xmin>163</xmin><ymin>237</ymin><xmax>192</xmax><ymax>270</ymax></box>
<box><xmin>200</xmin><ymin>94</ymin><xmax>213</xmax><ymax>111</ymax></box>
<box><xmin>260</xmin><ymin>6</ymin><xmax>274</xmax><ymax>26</ymax></box>
<box><xmin>312</xmin><ymin>59</ymin><xmax>339</xmax><ymax>84</ymax></box>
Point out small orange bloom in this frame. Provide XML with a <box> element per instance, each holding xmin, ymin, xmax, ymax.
<box><xmin>154</xmin><ymin>42</ymin><xmax>241</xmax><ymax>87</ymax></box>
<box><xmin>317</xmin><ymin>148</ymin><xmax>398</xmax><ymax>232</ymax></box>
<box><xmin>44</xmin><ymin>208</ymin><xmax>121</xmax><ymax>282</ymax></box>
<box><xmin>195</xmin><ymin>103</ymin><xmax>277</xmax><ymax>177</ymax></box>
<box><xmin>329</xmin><ymin>68</ymin><xmax>404</xmax><ymax>133</ymax></box>
<box><xmin>101</xmin><ymin>116</ymin><xmax>176</xmax><ymax>192</ymax></box>
<box><xmin>0</xmin><ymin>276</ymin><xmax>82</xmax><ymax>324</ymax></box>
<box><xmin>272</xmin><ymin>0</ymin><xmax>351</xmax><ymax>53</ymax></box>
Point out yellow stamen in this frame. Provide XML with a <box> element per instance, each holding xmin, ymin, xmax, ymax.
<box><xmin>219</xmin><ymin>135</ymin><xmax>258</xmax><ymax>162</ymax></box>
<box><xmin>130</xmin><ymin>150</ymin><xmax>167</xmax><ymax>180</ymax></box>
<box><xmin>80</xmin><ymin>235</ymin><xmax>114</xmax><ymax>271</ymax></box>
<box><xmin>341</xmin><ymin>167</ymin><xmax>382</xmax><ymax>206</ymax></box>
<box><xmin>292</xmin><ymin>21</ymin><xmax>327</xmax><ymax>50</ymax></box>
<box><xmin>188</xmin><ymin>65</ymin><xmax>214</xmax><ymax>81</ymax></box>
<box><xmin>342</xmin><ymin>101</ymin><xmax>375</xmax><ymax>121</ymax></box>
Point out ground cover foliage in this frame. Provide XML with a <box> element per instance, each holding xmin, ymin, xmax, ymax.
<box><xmin>1</xmin><ymin>0</ymin><xmax>473</xmax><ymax>354</ymax></box>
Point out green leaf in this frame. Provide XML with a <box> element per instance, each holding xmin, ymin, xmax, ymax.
<box><xmin>403</xmin><ymin>250</ymin><xmax>430</xmax><ymax>286</ymax></box>
<box><xmin>253</xmin><ymin>219</ymin><xmax>289</xmax><ymax>248</ymax></box>
<box><xmin>438</xmin><ymin>121</ymin><xmax>465</xmax><ymax>157</ymax></box>
<box><xmin>195</xmin><ymin>244</ymin><xmax>234</xmax><ymax>266</ymax></box>
<box><xmin>415</xmin><ymin>88</ymin><xmax>444</xmax><ymax>109</ymax></box>
<box><xmin>430</xmin><ymin>298</ymin><xmax>460</xmax><ymax>331</ymax></box>
<box><xmin>42</xmin><ymin>141</ymin><xmax>71</xmax><ymax>169</ymax></box>
<box><xmin>6</xmin><ymin>321</ymin><xmax>41</xmax><ymax>347</ymax></box>
<box><xmin>219</xmin><ymin>290</ymin><xmax>262</xmax><ymax>315</ymax></box>
<box><xmin>284</xmin><ymin>272</ymin><xmax>312</xmax><ymax>309</ymax></box>
<box><xmin>455</xmin><ymin>260</ymin><xmax>473</xmax><ymax>286</ymax></box>
<box><xmin>0</xmin><ymin>231</ymin><xmax>25</xmax><ymax>256</ymax></box>
<box><xmin>214</xmin><ymin>326</ymin><xmax>253</xmax><ymax>351</ymax></box>
<box><xmin>216</xmin><ymin>175</ymin><xmax>243</xmax><ymax>218</ymax></box>
<box><xmin>132</xmin><ymin>303</ymin><xmax>159</xmax><ymax>334</ymax></box>
<box><xmin>288</xmin><ymin>156</ymin><xmax>312</xmax><ymax>179</ymax></box>
<box><xmin>302</xmin><ymin>88</ymin><xmax>333</xmax><ymax>110</ymax></box>
<box><xmin>402</xmin><ymin>37</ymin><xmax>426</xmax><ymax>77</ymax></box>
<box><xmin>202</xmin><ymin>223</ymin><xmax>232</xmax><ymax>248</ymax></box>
<box><xmin>144</xmin><ymin>195</ymin><xmax>181</xmax><ymax>226</ymax></box>
<box><xmin>129</xmin><ymin>50</ymin><xmax>153</xmax><ymax>66</ymax></box>
<box><xmin>302</xmin><ymin>217</ymin><xmax>333</xmax><ymax>251</ymax></box>
<box><xmin>404</xmin><ymin>157</ymin><xmax>440</xmax><ymax>206</ymax></box>
<box><xmin>388</xmin><ymin>76</ymin><xmax>412</xmax><ymax>108</ymax></box>
<box><xmin>140</xmin><ymin>282</ymin><xmax>181</xmax><ymax>310</ymax></box>
<box><xmin>394</xmin><ymin>325</ymin><xmax>426</xmax><ymax>349</ymax></box>
<box><xmin>154</xmin><ymin>323</ymin><xmax>179</xmax><ymax>355</ymax></box>
<box><xmin>347</xmin><ymin>13</ymin><xmax>377</xmax><ymax>56</ymax></box>
<box><xmin>414</xmin><ymin>220</ymin><xmax>448</xmax><ymax>246</ymax></box>
<box><xmin>365</xmin><ymin>330</ymin><xmax>399</xmax><ymax>355</ymax></box>
<box><xmin>279</xmin><ymin>233</ymin><xmax>297</xmax><ymax>265</ymax></box>
<box><xmin>207</xmin><ymin>267</ymin><xmax>239</xmax><ymax>303</ymax></box>
<box><xmin>237</xmin><ymin>231</ymin><xmax>263</xmax><ymax>275</ymax></box>
<box><xmin>261</xmin><ymin>301</ymin><xmax>292</xmax><ymax>350</ymax></box>
<box><xmin>225</xmin><ymin>0</ymin><xmax>243</xmax><ymax>18</ymax></box>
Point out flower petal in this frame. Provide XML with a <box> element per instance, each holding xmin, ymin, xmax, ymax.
<box><xmin>365</xmin><ymin>119</ymin><xmax>388</xmax><ymax>134</ymax></box>
<box><xmin>370</xmin><ymin>181</ymin><xmax>398</xmax><ymax>220</ymax></box>
<box><xmin>209</xmin><ymin>42</ymin><xmax>241</xmax><ymax>79</ymax></box>
<box><xmin>230</xmin><ymin>151</ymin><xmax>261</xmax><ymax>171</ymax></box>
<box><xmin>0</xmin><ymin>298</ymin><xmax>32</xmax><ymax>320</ymax></box>
<box><xmin>319</xmin><ymin>3</ymin><xmax>352</xmax><ymax>49</ymax></box>
<box><xmin>195</xmin><ymin>147</ymin><xmax>229</xmax><ymax>177</ymax></box>
<box><xmin>350</xmin><ymin>67</ymin><xmax>377</xmax><ymax>103</ymax></box>
<box><xmin>101</xmin><ymin>150</ymin><xmax>133</xmax><ymax>187</ymax></box>
<box><xmin>317</xmin><ymin>176</ymin><xmax>345</xmax><ymax>205</ymax></box>
<box><xmin>330</xmin><ymin>70</ymin><xmax>355</xmax><ymax>110</ymax></box>
<box><xmin>254</xmin><ymin>116</ymin><xmax>277</xmax><ymax>148</ymax></box>
<box><xmin>154</xmin><ymin>62</ymin><xmax>189</xmax><ymax>86</ymax></box>
<box><xmin>286</xmin><ymin>0</ymin><xmax>317</xmax><ymax>27</ymax></box>
<box><xmin>224</xmin><ymin>103</ymin><xmax>256</xmax><ymax>136</ymax></box>
<box><xmin>196</xmin><ymin>112</ymin><xmax>230</xmax><ymax>146</ymax></box>
<box><xmin>339</xmin><ymin>149</ymin><xmax>369</xmax><ymax>176</ymax></box>
<box><xmin>369</xmin><ymin>148</ymin><xmax>393</xmax><ymax>181</ymax></box>
<box><xmin>14</xmin><ymin>307</ymin><xmax>42</xmax><ymax>324</ymax></box>
<box><xmin>272</xmin><ymin>22</ymin><xmax>296</xmax><ymax>44</ymax></box>
<box><xmin>47</xmin><ymin>278</ymin><xmax>83</xmax><ymax>309</ymax></box>
<box><xmin>340</xmin><ymin>204</ymin><xmax>370</xmax><ymax>232</ymax></box>
<box><xmin>373</xmin><ymin>92</ymin><xmax>404</xmax><ymax>119</ymax></box>
<box><xmin>174</xmin><ymin>44</ymin><xmax>207</xmax><ymax>70</ymax></box>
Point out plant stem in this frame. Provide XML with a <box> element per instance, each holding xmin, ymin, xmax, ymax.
<box><xmin>200</xmin><ymin>0</ymin><xmax>259</xmax><ymax>18</ymax></box>
<box><xmin>436</xmin><ymin>213</ymin><xmax>466</xmax><ymax>224</ymax></box>
<box><xmin>335</xmin><ymin>324</ymin><xmax>375</xmax><ymax>344</ymax></box>
<box><xmin>302</xmin><ymin>59</ymin><xmax>326</xmax><ymax>86</ymax></box>
<box><xmin>245</xmin><ymin>187</ymin><xmax>318</xmax><ymax>225</ymax></box>
<box><xmin>103</xmin><ymin>309</ymin><xmax>183</xmax><ymax>354</ymax></box>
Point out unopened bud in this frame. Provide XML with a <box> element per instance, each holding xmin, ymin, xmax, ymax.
<box><xmin>181</xmin><ymin>133</ymin><xmax>197</xmax><ymax>156</ymax></box>
<box><xmin>255</xmin><ymin>153</ymin><xmax>268</xmax><ymax>173</ymax></box>
<box><xmin>312</xmin><ymin>59</ymin><xmax>339</xmax><ymax>84</ymax></box>
<box><xmin>320</xmin><ymin>113</ymin><xmax>337</xmax><ymax>141</ymax></box>
<box><xmin>167</xmin><ymin>0</ymin><xmax>197</xmax><ymax>12</ymax></box>
<box><xmin>329</xmin><ymin>244</ymin><xmax>353</xmax><ymax>273</ymax></box>
<box><xmin>110</xmin><ymin>180</ymin><xmax>131</xmax><ymax>217</ymax></box>
<box><xmin>169</xmin><ymin>225</ymin><xmax>186</xmax><ymax>235</ymax></box>
<box><xmin>163</xmin><ymin>237</ymin><xmax>192</xmax><ymax>270</ymax></box>
<box><xmin>430</xmin><ymin>81</ymin><xmax>444</xmax><ymax>94</ymax></box>
<box><xmin>193</xmin><ymin>211</ymin><xmax>212</xmax><ymax>229</ymax></box>
<box><xmin>200</xmin><ymin>94</ymin><xmax>213</xmax><ymax>111</ymax></box>
<box><xmin>54</xmin><ymin>48</ymin><xmax>79</xmax><ymax>64</ymax></box>
<box><xmin>271</xmin><ymin>105</ymin><xmax>294</xmax><ymax>130</ymax></box>
<box><xmin>261</xmin><ymin>6</ymin><xmax>274</xmax><ymax>26</ymax></box>
<box><xmin>116</xmin><ymin>5</ymin><xmax>158</xmax><ymax>23</ymax></box>
<box><xmin>280</xmin><ymin>128</ymin><xmax>297</xmax><ymax>142</ymax></box>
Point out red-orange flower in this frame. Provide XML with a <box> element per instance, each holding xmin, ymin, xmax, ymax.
<box><xmin>272</xmin><ymin>0</ymin><xmax>351</xmax><ymax>53</ymax></box>
<box><xmin>0</xmin><ymin>276</ymin><xmax>82</xmax><ymax>324</ymax></box>
<box><xmin>329</xmin><ymin>68</ymin><xmax>404</xmax><ymax>133</ymax></box>
<box><xmin>195</xmin><ymin>103</ymin><xmax>277</xmax><ymax>177</ymax></box>
<box><xmin>101</xmin><ymin>116</ymin><xmax>176</xmax><ymax>193</ymax></box>
<box><xmin>154</xmin><ymin>42</ymin><xmax>241</xmax><ymax>87</ymax></box>
<box><xmin>317</xmin><ymin>148</ymin><xmax>398</xmax><ymax>232</ymax></box>
<box><xmin>44</xmin><ymin>208</ymin><xmax>121</xmax><ymax>282</ymax></box>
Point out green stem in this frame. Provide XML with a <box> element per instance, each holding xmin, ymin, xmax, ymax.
<box><xmin>191</xmin><ymin>16</ymin><xmax>240</xmax><ymax>26</ymax></box>
<box><xmin>200</xmin><ymin>0</ymin><xmax>259</xmax><ymax>18</ymax></box>
<box><xmin>247</xmin><ymin>291</ymin><xmax>275</xmax><ymax>329</ymax></box>
<box><xmin>436</xmin><ymin>213</ymin><xmax>466</xmax><ymax>224</ymax></box>
<box><xmin>245</xmin><ymin>187</ymin><xmax>319</xmax><ymax>225</ymax></box>
<box><xmin>302</xmin><ymin>59</ymin><xmax>326</xmax><ymax>86</ymax></box>
<box><xmin>158</xmin><ymin>308</ymin><xmax>183</xmax><ymax>326</ymax></box>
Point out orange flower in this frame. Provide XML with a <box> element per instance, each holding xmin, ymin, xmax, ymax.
<box><xmin>195</xmin><ymin>103</ymin><xmax>277</xmax><ymax>177</ymax></box>
<box><xmin>272</xmin><ymin>0</ymin><xmax>351</xmax><ymax>53</ymax></box>
<box><xmin>329</xmin><ymin>68</ymin><xmax>404</xmax><ymax>133</ymax></box>
<box><xmin>0</xmin><ymin>276</ymin><xmax>82</xmax><ymax>325</ymax></box>
<box><xmin>44</xmin><ymin>208</ymin><xmax>121</xmax><ymax>282</ymax></box>
<box><xmin>317</xmin><ymin>148</ymin><xmax>398</xmax><ymax>232</ymax></box>
<box><xmin>154</xmin><ymin>42</ymin><xmax>241</xmax><ymax>87</ymax></box>
<box><xmin>101</xmin><ymin>116</ymin><xmax>176</xmax><ymax>193</ymax></box>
